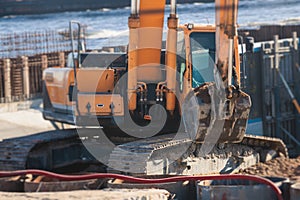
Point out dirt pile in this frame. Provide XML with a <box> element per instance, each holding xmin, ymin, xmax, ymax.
<box><xmin>239</xmin><ymin>156</ymin><xmax>300</xmax><ymax>180</ymax></box>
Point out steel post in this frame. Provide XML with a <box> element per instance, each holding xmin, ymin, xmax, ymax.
<box><xmin>3</xmin><ymin>59</ymin><xmax>11</xmax><ymax>103</ymax></box>
<box><xmin>273</xmin><ymin>35</ymin><xmax>281</xmax><ymax>139</ymax></box>
<box><xmin>22</xmin><ymin>56</ymin><xmax>30</xmax><ymax>99</ymax></box>
<box><xmin>41</xmin><ymin>55</ymin><xmax>48</xmax><ymax>70</ymax></box>
<box><xmin>292</xmin><ymin>32</ymin><xmax>300</xmax><ymax>152</ymax></box>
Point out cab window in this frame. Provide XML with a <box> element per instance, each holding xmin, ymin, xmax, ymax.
<box><xmin>190</xmin><ymin>32</ymin><xmax>215</xmax><ymax>88</ymax></box>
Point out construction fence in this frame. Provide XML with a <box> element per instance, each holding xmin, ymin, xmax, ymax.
<box><xmin>0</xmin><ymin>30</ymin><xmax>73</xmax><ymax>59</ymax></box>
<box><xmin>0</xmin><ymin>28</ymin><xmax>82</xmax><ymax>103</ymax></box>
<box><xmin>0</xmin><ymin>52</ymin><xmax>69</xmax><ymax>103</ymax></box>
<box><xmin>243</xmin><ymin>32</ymin><xmax>300</xmax><ymax>155</ymax></box>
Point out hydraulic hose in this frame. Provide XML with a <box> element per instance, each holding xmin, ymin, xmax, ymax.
<box><xmin>0</xmin><ymin>169</ymin><xmax>283</xmax><ymax>200</ymax></box>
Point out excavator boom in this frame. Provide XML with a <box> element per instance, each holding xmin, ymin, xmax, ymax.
<box><xmin>128</xmin><ymin>0</ymin><xmax>167</xmax><ymax>111</ymax></box>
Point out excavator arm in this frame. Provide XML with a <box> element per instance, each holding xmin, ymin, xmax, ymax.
<box><xmin>215</xmin><ymin>0</ymin><xmax>240</xmax><ymax>91</ymax></box>
<box><xmin>184</xmin><ymin>0</ymin><xmax>252</xmax><ymax>143</ymax></box>
<box><xmin>126</xmin><ymin>0</ymin><xmax>251</xmax><ymax>143</ymax></box>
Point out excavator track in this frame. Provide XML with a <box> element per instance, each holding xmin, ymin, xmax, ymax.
<box><xmin>108</xmin><ymin>133</ymin><xmax>193</xmax><ymax>174</ymax></box>
<box><xmin>242</xmin><ymin>134</ymin><xmax>289</xmax><ymax>158</ymax></box>
<box><xmin>0</xmin><ymin>128</ymin><xmax>288</xmax><ymax>175</ymax></box>
<box><xmin>0</xmin><ymin>129</ymin><xmax>82</xmax><ymax>171</ymax></box>
<box><xmin>108</xmin><ymin>133</ymin><xmax>288</xmax><ymax>175</ymax></box>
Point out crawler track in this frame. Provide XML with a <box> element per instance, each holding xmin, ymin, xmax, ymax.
<box><xmin>0</xmin><ymin>129</ymin><xmax>79</xmax><ymax>171</ymax></box>
<box><xmin>108</xmin><ymin>134</ymin><xmax>288</xmax><ymax>175</ymax></box>
<box><xmin>0</xmin><ymin>129</ymin><xmax>288</xmax><ymax>175</ymax></box>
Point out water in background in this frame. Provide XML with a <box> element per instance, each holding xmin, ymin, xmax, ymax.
<box><xmin>1</xmin><ymin>0</ymin><xmax>300</xmax><ymax>49</ymax></box>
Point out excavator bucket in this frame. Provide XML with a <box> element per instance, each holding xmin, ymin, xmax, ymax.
<box><xmin>183</xmin><ymin>82</ymin><xmax>251</xmax><ymax>144</ymax></box>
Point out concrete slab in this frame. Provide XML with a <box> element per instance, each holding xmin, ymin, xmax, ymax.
<box><xmin>0</xmin><ymin>188</ymin><xmax>171</xmax><ymax>200</ymax></box>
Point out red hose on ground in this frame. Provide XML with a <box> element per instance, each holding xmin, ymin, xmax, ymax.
<box><xmin>0</xmin><ymin>170</ymin><xmax>283</xmax><ymax>200</ymax></box>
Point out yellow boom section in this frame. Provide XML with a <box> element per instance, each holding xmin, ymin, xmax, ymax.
<box><xmin>137</xmin><ymin>0</ymin><xmax>165</xmax><ymax>69</ymax></box>
<box><xmin>128</xmin><ymin>0</ymin><xmax>166</xmax><ymax>110</ymax></box>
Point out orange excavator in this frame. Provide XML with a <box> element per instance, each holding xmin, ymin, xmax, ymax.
<box><xmin>0</xmin><ymin>0</ymin><xmax>288</xmax><ymax>174</ymax></box>
<box><xmin>44</xmin><ymin>0</ymin><xmax>249</xmax><ymax>142</ymax></box>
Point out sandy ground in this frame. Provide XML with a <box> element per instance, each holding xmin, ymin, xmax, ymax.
<box><xmin>239</xmin><ymin>156</ymin><xmax>300</xmax><ymax>180</ymax></box>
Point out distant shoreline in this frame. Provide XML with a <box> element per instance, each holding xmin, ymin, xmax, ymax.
<box><xmin>0</xmin><ymin>0</ymin><xmax>214</xmax><ymax>17</ymax></box>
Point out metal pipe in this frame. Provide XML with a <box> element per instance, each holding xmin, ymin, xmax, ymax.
<box><xmin>137</xmin><ymin>81</ymin><xmax>147</xmax><ymax>91</ymax></box>
<box><xmin>156</xmin><ymin>82</ymin><xmax>166</xmax><ymax>102</ymax></box>
<box><xmin>69</xmin><ymin>21</ymin><xmax>76</xmax><ymax>71</ymax></box>
<box><xmin>277</xmin><ymin>69</ymin><xmax>300</xmax><ymax>114</ymax></box>
<box><xmin>137</xmin><ymin>82</ymin><xmax>147</xmax><ymax>102</ymax></box>
<box><xmin>137</xmin><ymin>84</ymin><xmax>144</xmax><ymax>102</ymax></box>
<box><xmin>77</xmin><ymin>25</ymin><xmax>81</xmax><ymax>67</ymax></box>
<box><xmin>281</xmin><ymin>126</ymin><xmax>300</xmax><ymax>147</ymax></box>
<box><xmin>239</xmin><ymin>36</ymin><xmax>247</xmax><ymax>88</ymax></box>
<box><xmin>233</xmin><ymin>35</ymin><xmax>240</xmax><ymax>87</ymax></box>
<box><xmin>166</xmin><ymin>1</ymin><xmax>178</xmax><ymax>112</ymax></box>
<box><xmin>278</xmin><ymin>70</ymin><xmax>294</xmax><ymax>99</ymax></box>
<box><xmin>136</xmin><ymin>0</ymin><xmax>140</xmax><ymax>14</ymax></box>
<box><xmin>127</xmin><ymin>2</ymin><xmax>140</xmax><ymax>111</ymax></box>
<box><xmin>69</xmin><ymin>21</ymin><xmax>82</xmax><ymax>116</ymax></box>
<box><xmin>131</xmin><ymin>0</ymin><xmax>137</xmax><ymax>15</ymax></box>
<box><xmin>161</xmin><ymin>85</ymin><xmax>168</xmax><ymax>101</ymax></box>
<box><xmin>293</xmin><ymin>32</ymin><xmax>298</xmax><ymax>51</ymax></box>
<box><xmin>156</xmin><ymin>81</ymin><xmax>166</xmax><ymax>91</ymax></box>
<box><xmin>228</xmin><ymin>39</ymin><xmax>233</xmax><ymax>86</ymax></box>
<box><xmin>170</xmin><ymin>0</ymin><xmax>176</xmax><ymax>15</ymax></box>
